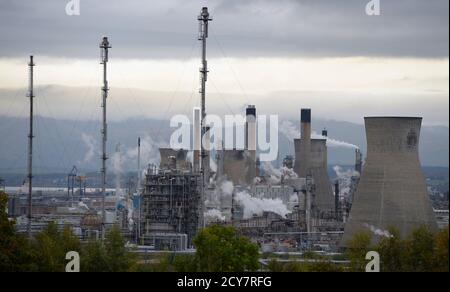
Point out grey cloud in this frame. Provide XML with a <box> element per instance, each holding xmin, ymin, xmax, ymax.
<box><xmin>0</xmin><ymin>0</ymin><xmax>448</xmax><ymax>59</ymax></box>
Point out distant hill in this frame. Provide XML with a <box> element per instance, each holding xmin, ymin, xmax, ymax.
<box><xmin>0</xmin><ymin>116</ymin><xmax>448</xmax><ymax>176</ymax></box>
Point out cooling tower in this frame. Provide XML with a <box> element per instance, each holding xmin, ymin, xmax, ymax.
<box><xmin>342</xmin><ymin>117</ymin><xmax>437</xmax><ymax>244</ymax></box>
<box><xmin>294</xmin><ymin>109</ymin><xmax>334</xmax><ymax>212</ymax></box>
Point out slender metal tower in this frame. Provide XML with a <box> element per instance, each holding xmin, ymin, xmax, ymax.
<box><xmin>198</xmin><ymin>7</ymin><xmax>212</xmax><ymax>228</ymax></box>
<box><xmin>100</xmin><ymin>37</ymin><xmax>111</xmax><ymax>240</ymax></box>
<box><xmin>26</xmin><ymin>55</ymin><xmax>35</xmax><ymax>239</ymax></box>
<box><xmin>137</xmin><ymin>137</ymin><xmax>141</xmax><ymax>240</ymax></box>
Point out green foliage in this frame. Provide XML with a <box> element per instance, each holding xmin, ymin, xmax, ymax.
<box><xmin>408</xmin><ymin>225</ymin><xmax>438</xmax><ymax>271</ymax></box>
<box><xmin>347</xmin><ymin>225</ymin><xmax>449</xmax><ymax>272</ymax></box>
<box><xmin>267</xmin><ymin>257</ymin><xmax>343</xmax><ymax>272</ymax></box>
<box><xmin>81</xmin><ymin>225</ymin><xmax>137</xmax><ymax>272</ymax></box>
<box><xmin>0</xmin><ymin>191</ymin><xmax>34</xmax><ymax>272</ymax></box>
<box><xmin>193</xmin><ymin>225</ymin><xmax>259</xmax><ymax>272</ymax></box>
<box><xmin>31</xmin><ymin>222</ymin><xmax>83</xmax><ymax>272</ymax></box>
<box><xmin>433</xmin><ymin>228</ymin><xmax>449</xmax><ymax>272</ymax></box>
<box><xmin>104</xmin><ymin>225</ymin><xmax>138</xmax><ymax>272</ymax></box>
<box><xmin>378</xmin><ymin>228</ymin><xmax>405</xmax><ymax>272</ymax></box>
<box><xmin>345</xmin><ymin>230</ymin><xmax>373</xmax><ymax>272</ymax></box>
<box><xmin>81</xmin><ymin>241</ymin><xmax>109</xmax><ymax>272</ymax></box>
<box><xmin>172</xmin><ymin>254</ymin><xmax>198</xmax><ymax>272</ymax></box>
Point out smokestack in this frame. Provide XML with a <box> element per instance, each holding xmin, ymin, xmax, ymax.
<box><xmin>334</xmin><ymin>180</ymin><xmax>339</xmax><ymax>221</ymax></box>
<box><xmin>342</xmin><ymin>117</ymin><xmax>438</xmax><ymax>244</ymax></box>
<box><xmin>245</xmin><ymin>105</ymin><xmax>256</xmax><ymax>151</ymax></box>
<box><xmin>294</xmin><ymin>109</ymin><xmax>334</xmax><ymax>211</ymax></box>
<box><xmin>355</xmin><ymin>148</ymin><xmax>362</xmax><ymax>174</ymax></box>
<box><xmin>299</xmin><ymin>109</ymin><xmax>311</xmax><ymax>177</ymax></box>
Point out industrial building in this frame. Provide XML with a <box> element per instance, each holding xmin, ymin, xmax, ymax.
<box><xmin>294</xmin><ymin>109</ymin><xmax>335</xmax><ymax>213</ymax></box>
<box><xmin>342</xmin><ymin>117</ymin><xmax>438</xmax><ymax>244</ymax></box>
<box><xmin>139</xmin><ymin>170</ymin><xmax>201</xmax><ymax>250</ymax></box>
<box><xmin>219</xmin><ymin>105</ymin><xmax>257</xmax><ymax>186</ymax></box>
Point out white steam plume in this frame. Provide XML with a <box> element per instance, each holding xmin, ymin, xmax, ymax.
<box><xmin>333</xmin><ymin>165</ymin><xmax>359</xmax><ymax>199</ymax></box>
<box><xmin>261</xmin><ymin>162</ymin><xmax>297</xmax><ymax>184</ymax></box>
<box><xmin>363</xmin><ymin>223</ymin><xmax>394</xmax><ymax>238</ymax></box>
<box><xmin>79</xmin><ymin>133</ymin><xmax>97</xmax><ymax>165</ymax></box>
<box><xmin>204</xmin><ymin>209</ymin><xmax>226</xmax><ymax>223</ymax></box>
<box><xmin>235</xmin><ymin>190</ymin><xmax>290</xmax><ymax>219</ymax></box>
<box><xmin>279</xmin><ymin>120</ymin><xmax>359</xmax><ymax>150</ymax></box>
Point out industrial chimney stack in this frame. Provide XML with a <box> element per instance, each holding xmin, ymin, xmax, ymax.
<box><xmin>294</xmin><ymin>109</ymin><xmax>334</xmax><ymax>212</ymax></box>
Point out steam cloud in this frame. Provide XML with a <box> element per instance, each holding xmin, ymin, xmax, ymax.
<box><xmin>364</xmin><ymin>223</ymin><xmax>394</xmax><ymax>238</ymax></box>
<box><xmin>79</xmin><ymin>133</ymin><xmax>97</xmax><ymax>165</ymax></box>
<box><xmin>235</xmin><ymin>190</ymin><xmax>290</xmax><ymax>219</ymax></box>
<box><xmin>279</xmin><ymin>120</ymin><xmax>359</xmax><ymax>150</ymax></box>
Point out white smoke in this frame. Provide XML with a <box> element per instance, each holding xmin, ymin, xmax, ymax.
<box><xmin>333</xmin><ymin>165</ymin><xmax>359</xmax><ymax>199</ymax></box>
<box><xmin>261</xmin><ymin>162</ymin><xmax>297</xmax><ymax>184</ymax></box>
<box><xmin>313</xmin><ymin>132</ymin><xmax>360</xmax><ymax>150</ymax></box>
<box><xmin>363</xmin><ymin>223</ymin><xmax>394</xmax><ymax>238</ymax></box>
<box><xmin>111</xmin><ymin>143</ymin><xmax>125</xmax><ymax>198</ymax></box>
<box><xmin>210</xmin><ymin>156</ymin><xmax>217</xmax><ymax>172</ymax></box>
<box><xmin>278</xmin><ymin>120</ymin><xmax>359</xmax><ymax>150</ymax></box>
<box><xmin>205</xmin><ymin>179</ymin><xmax>234</xmax><ymax>210</ymax></box>
<box><xmin>79</xmin><ymin>133</ymin><xmax>97</xmax><ymax>165</ymax></box>
<box><xmin>125</xmin><ymin>135</ymin><xmax>162</xmax><ymax>167</ymax></box>
<box><xmin>235</xmin><ymin>190</ymin><xmax>290</xmax><ymax>219</ymax></box>
<box><xmin>204</xmin><ymin>209</ymin><xmax>226</xmax><ymax>223</ymax></box>
<box><xmin>279</xmin><ymin>120</ymin><xmax>300</xmax><ymax>140</ymax></box>
<box><xmin>289</xmin><ymin>193</ymin><xmax>298</xmax><ymax>203</ymax></box>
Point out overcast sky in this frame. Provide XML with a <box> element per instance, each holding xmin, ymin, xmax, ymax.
<box><xmin>0</xmin><ymin>0</ymin><xmax>448</xmax><ymax>125</ymax></box>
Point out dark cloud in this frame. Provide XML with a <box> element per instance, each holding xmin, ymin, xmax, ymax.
<box><xmin>0</xmin><ymin>0</ymin><xmax>448</xmax><ymax>59</ymax></box>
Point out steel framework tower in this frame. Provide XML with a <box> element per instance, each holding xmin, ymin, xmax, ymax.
<box><xmin>198</xmin><ymin>7</ymin><xmax>212</xmax><ymax>227</ymax></box>
<box><xmin>26</xmin><ymin>55</ymin><xmax>35</xmax><ymax>239</ymax></box>
<box><xmin>100</xmin><ymin>37</ymin><xmax>111</xmax><ymax>240</ymax></box>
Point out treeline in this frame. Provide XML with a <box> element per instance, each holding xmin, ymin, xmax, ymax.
<box><xmin>0</xmin><ymin>192</ymin><xmax>138</xmax><ymax>272</ymax></box>
<box><xmin>1</xmin><ymin>191</ymin><xmax>448</xmax><ymax>272</ymax></box>
<box><xmin>346</xmin><ymin>226</ymin><xmax>448</xmax><ymax>272</ymax></box>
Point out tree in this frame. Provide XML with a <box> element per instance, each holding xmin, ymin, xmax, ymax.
<box><xmin>403</xmin><ymin>225</ymin><xmax>435</xmax><ymax>272</ymax></box>
<box><xmin>31</xmin><ymin>222</ymin><xmax>82</xmax><ymax>272</ymax></box>
<box><xmin>193</xmin><ymin>225</ymin><xmax>259</xmax><ymax>272</ymax></box>
<box><xmin>433</xmin><ymin>228</ymin><xmax>449</xmax><ymax>272</ymax></box>
<box><xmin>0</xmin><ymin>191</ymin><xmax>34</xmax><ymax>272</ymax></box>
<box><xmin>104</xmin><ymin>225</ymin><xmax>137</xmax><ymax>272</ymax></box>
<box><xmin>345</xmin><ymin>231</ymin><xmax>373</xmax><ymax>272</ymax></box>
<box><xmin>378</xmin><ymin>228</ymin><xmax>405</xmax><ymax>272</ymax></box>
<box><xmin>81</xmin><ymin>240</ymin><xmax>109</xmax><ymax>272</ymax></box>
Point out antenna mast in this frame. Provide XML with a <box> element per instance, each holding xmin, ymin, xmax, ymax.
<box><xmin>100</xmin><ymin>37</ymin><xmax>111</xmax><ymax>240</ymax></box>
<box><xmin>26</xmin><ymin>55</ymin><xmax>35</xmax><ymax>239</ymax></box>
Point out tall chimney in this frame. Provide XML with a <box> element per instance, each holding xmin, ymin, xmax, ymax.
<box><xmin>334</xmin><ymin>180</ymin><xmax>340</xmax><ymax>221</ymax></box>
<box><xmin>299</xmin><ymin>109</ymin><xmax>311</xmax><ymax>177</ymax></box>
<box><xmin>355</xmin><ymin>148</ymin><xmax>362</xmax><ymax>174</ymax></box>
<box><xmin>245</xmin><ymin>105</ymin><xmax>256</xmax><ymax>151</ymax></box>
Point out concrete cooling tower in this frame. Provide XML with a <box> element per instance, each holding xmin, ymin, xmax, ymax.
<box><xmin>342</xmin><ymin>117</ymin><xmax>437</xmax><ymax>244</ymax></box>
<box><xmin>294</xmin><ymin>109</ymin><xmax>334</xmax><ymax>212</ymax></box>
